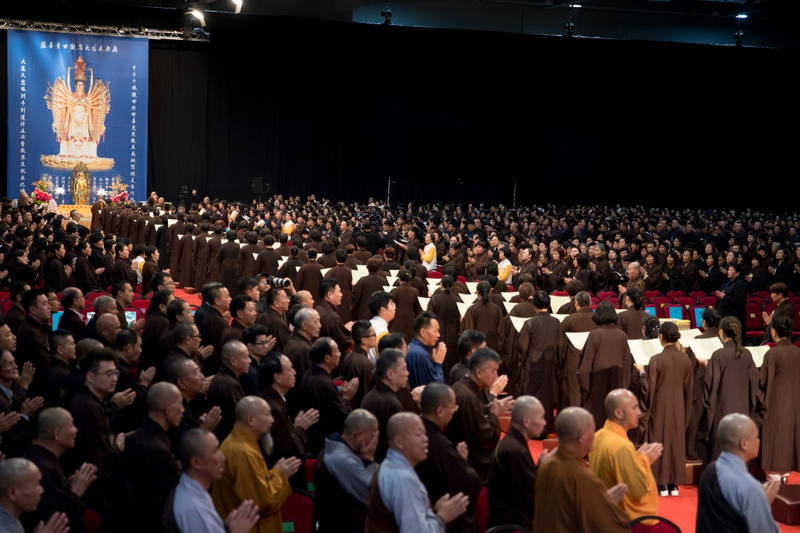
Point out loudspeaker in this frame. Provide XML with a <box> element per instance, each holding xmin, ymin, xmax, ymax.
<box><xmin>251</xmin><ymin>177</ymin><xmax>264</xmax><ymax>194</ymax></box>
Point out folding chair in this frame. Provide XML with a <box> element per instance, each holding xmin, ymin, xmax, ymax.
<box><xmin>280</xmin><ymin>488</ymin><xmax>314</xmax><ymax>533</ymax></box>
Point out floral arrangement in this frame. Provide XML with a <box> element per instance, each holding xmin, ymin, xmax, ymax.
<box><xmin>108</xmin><ymin>175</ymin><xmax>129</xmax><ymax>205</ymax></box>
<box><xmin>31</xmin><ymin>176</ymin><xmax>54</xmax><ymax>207</ymax></box>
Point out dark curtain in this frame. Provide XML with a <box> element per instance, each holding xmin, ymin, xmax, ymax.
<box><xmin>2</xmin><ymin>8</ymin><xmax>798</xmax><ymax>209</ymax></box>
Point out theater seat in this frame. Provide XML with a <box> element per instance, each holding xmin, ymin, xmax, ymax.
<box><xmin>281</xmin><ymin>488</ymin><xmax>315</xmax><ymax>533</ymax></box>
<box><xmin>630</xmin><ymin>515</ymin><xmax>682</xmax><ymax>532</ymax></box>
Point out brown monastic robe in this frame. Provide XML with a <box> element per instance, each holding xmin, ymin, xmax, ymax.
<box><xmin>578</xmin><ymin>323</ymin><xmax>636</xmax><ymax>429</ymax></box>
<box><xmin>559</xmin><ymin>307</ymin><xmax>597</xmax><ymax>409</ymax></box>
<box><xmin>758</xmin><ymin>339</ymin><xmax>800</xmax><ymax>472</ymax></box>
<box><xmin>640</xmin><ymin>344</ymin><xmax>692</xmax><ymax>485</ymax></box>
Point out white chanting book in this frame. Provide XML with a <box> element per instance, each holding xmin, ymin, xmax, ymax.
<box><xmin>566</xmin><ymin>331</ymin><xmax>591</xmax><ymax>350</ymax></box>
<box><xmin>458</xmin><ymin>293</ymin><xmax>477</xmax><ymax>305</ymax></box>
<box><xmin>384</xmin><ymin>276</ymin><xmax>398</xmax><ymax>287</ymax></box>
<box><xmin>167</xmin><ymin>218</ymin><xmax>178</xmax><ymax>226</ymax></box>
<box><xmin>678</xmin><ymin>329</ymin><xmax>703</xmax><ymax>344</ymax></box>
<box><xmin>320</xmin><ymin>268</ymin><xmax>331</xmax><ymax>277</ymax></box>
<box><xmin>418</xmin><ymin>297</ymin><xmax>431</xmax><ymax>310</ymax></box>
<box><xmin>551</xmin><ymin>314</ymin><xmax>569</xmax><ymax>323</ymax></box>
<box><xmin>549</xmin><ymin>295</ymin><xmax>571</xmax><ymax>311</ymax></box>
<box><xmin>456</xmin><ymin>302</ymin><xmax>472</xmax><ymax>317</ymax></box>
<box><xmin>503</xmin><ymin>302</ymin><xmax>518</xmax><ymax>314</ymax></box>
<box><xmin>272</xmin><ymin>242</ymin><xmax>281</xmax><ymax>250</ymax></box>
<box><xmin>427</xmin><ymin>278</ymin><xmax>442</xmax><ymax>286</ymax></box>
<box><xmin>251</xmin><ymin>252</ymin><xmax>258</xmax><ymax>260</ymax></box>
<box><xmin>350</xmin><ymin>271</ymin><xmax>366</xmax><ymax>285</ymax></box>
<box><xmin>356</xmin><ymin>264</ymin><xmax>368</xmax><ymax>273</ymax></box>
<box><xmin>389</xmin><ymin>269</ymin><xmax>399</xmax><ymax>277</ymax></box>
<box><xmin>748</xmin><ymin>345</ymin><xmax>770</xmax><ymax>368</ymax></box>
<box><xmin>684</xmin><ymin>337</ymin><xmax>724</xmax><ymax>363</ymax></box>
<box><xmin>628</xmin><ymin>338</ymin><xmax>664</xmax><ymax>366</ymax></box>
<box><xmin>510</xmin><ymin>316</ymin><xmax>532</xmax><ymax>333</ymax></box>
<box><xmin>501</xmin><ymin>292</ymin><xmax>519</xmax><ymax>302</ymax></box>
<box><xmin>465</xmin><ymin>282</ymin><xmax>479</xmax><ymax>294</ymax></box>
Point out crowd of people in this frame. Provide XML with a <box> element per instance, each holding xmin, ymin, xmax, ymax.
<box><xmin>0</xmin><ymin>190</ymin><xmax>798</xmax><ymax>532</ymax></box>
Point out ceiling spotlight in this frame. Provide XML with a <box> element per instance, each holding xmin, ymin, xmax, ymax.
<box><xmin>232</xmin><ymin>0</ymin><xmax>243</xmax><ymax>14</ymax></box>
<box><xmin>736</xmin><ymin>13</ymin><xmax>748</xmax><ymax>20</ymax></box>
<box><xmin>187</xmin><ymin>8</ymin><xmax>206</xmax><ymax>27</ymax></box>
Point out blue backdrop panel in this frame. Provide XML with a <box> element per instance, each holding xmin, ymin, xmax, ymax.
<box><xmin>7</xmin><ymin>29</ymin><xmax>148</xmax><ymax>204</ymax></box>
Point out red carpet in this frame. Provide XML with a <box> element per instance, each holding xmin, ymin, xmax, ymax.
<box><xmin>524</xmin><ymin>438</ymin><xmax>800</xmax><ymax>533</ymax></box>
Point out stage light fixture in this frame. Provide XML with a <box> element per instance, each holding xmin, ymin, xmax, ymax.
<box><xmin>232</xmin><ymin>0</ymin><xmax>243</xmax><ymax>14</ymax></box>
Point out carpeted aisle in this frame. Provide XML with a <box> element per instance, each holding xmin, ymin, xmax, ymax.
<box><xmin>525</xmin><ymin>438</ymin><xmax>800</xmax><ymax>533</ymax></box>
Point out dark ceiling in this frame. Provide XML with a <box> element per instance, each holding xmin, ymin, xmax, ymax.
<box><xmin>4</xmin><ymin>0</ymin><xmax>798</xmax><ymax>48</ymax></box>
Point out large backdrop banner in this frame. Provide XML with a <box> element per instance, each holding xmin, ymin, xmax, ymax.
<box><xmin>6</xmin><ymin>29</ymin><xmax>148</xmax><ymax>205</ymax></box>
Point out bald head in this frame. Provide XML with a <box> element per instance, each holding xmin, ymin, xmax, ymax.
<box><xmin>343</xmin><ymin>409</ymin><xmax>378</xmax><ymax>436</ymax></box>
<box><xmin>76</xmin><ymin>338</ymin><xmax>103</xmax><ymax>360</ymax></box>
<box><xmin>235</xmin><ymin>395</ymin><xmax>269</xmax><ymax>423</ymax></box>
<box><xmin>97</xmin><ymin>313</ymin><xmax>121</xmax><ymax>341</ymax></box>
<box><xmin>387</xmin><ymin>412</ymin><xmax>420</xmax><ymax>443</ymax></box>
<box><xmin>36</xmin><ymin>407</ymin><xmax>72</xmax><ymax>440</ymax></box>
<box><xmin>147</xmin><ymin>382</ymin><xmax>182</xmax><ymax>412</ymax></box>
<box><xmin>717</xmin><ymin>413</ymin><xmax>758</xmax><ymax>455</ymax></box>
<box><xmin>604</xmin><ymin>389</ymin><xmax>634</xmax><ymax>420</ymax></box>
<box><xmin>511</xmin><ymin>395</ymin><xmax>542</xmax><ymax>426</ymax></box>
<box><xmin>0</xmin><ymin>458</ymin><xmax>38</xmax><ymax>495</ymax></box>
<box><xmin>555</xmin><ymin>407</ymin><xmax>595</xmax><ymax>442</ymax></box>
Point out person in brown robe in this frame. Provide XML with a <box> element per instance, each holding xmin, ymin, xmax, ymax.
<box><xmin>686</xmin><ymin>309</ymin><xmax>721</xmax><ymax>460</ymax></box>
<box><xmin>166</xmin><ymin>214</ymin><xmax>187</xmax><ymax>271</ymax></box>
<box><xmin>415</xmin><ymin>382</ymin><xmax>483</xmax><ymax>533</ymax></box>
<box><xmin>460</xmin><ymin>281</ymin><xmax>504</xmax><ymax>354</ymax></box>
<box><xmin>487</xmin><ymin>396</ymin><xmax>547</xmax><ymax>531</ymax></box>
<box><xmin>578</xmin><ymin>301</ymin><xmax>636</xmax><ymax>430</ymax></box>
<box><xmin>465</xmin><ymin>242</ymin><xmax>490</xmax><ymax>281</ymax></box>
<box><xmin>448</xmin><ymin>348</ymin><xmax>513</xmax><ymax>480</ymax></box>
<box><xmin>175</xmin><ymin>227</ymin><xmax>197</xmax><ymax>288</ymax></box>
<box><xmin>216</xmin><ymin>231</ymin><xmax>241</xmax><ymax>296</ymax></box>
<box><xmin>341</xmin><ymin>321</ymin><xmax>376</xmax><ymax>409</ymax></box>
<box><xmin>257</xmin><ymin>286</ymin><xmax>293</xmax><ymax>353</ymax></box>
<box><xmin>500</xmin><ymin>282</ymin><xmax>537</xmax><ymax>369</ymax></box>
<box><xmin>617</xmin><ymin>288</ymin><xmax>649</xmax><ymax>340</ymax></box>
<box><xmin>512</xmin><ymin>291</ymin><xmax>563</xmax><ymax>434</ymax></box>
<box><xmin>296</xmin><ymin>250</ymin><xmax>325</xmax><ymax>306</ymax></box>
<box><xmin>190</xmin><ymin>229</ymin><xmax>211</xmax><ymax>290</ymax></box>
<box><xmin>427</xmin><ymin>276</ymin><xmax>462</xmax><ymax>378</ymax></box>
<box><xmin>316</xmin><ymin>279</ymin><xmax>354</xmax><ymax>356</ymax></box>
<box><xmin>236</xmin><ymin>231</ymin><xmax>261</xmax><ymax>280</ymax></box>
<box><xmin>205</xmin><ymin>226</ymin><xmax>224</xmax><ymax>283</ymax></box>
<box><xmin>108</xmin><ymin>243</ymin><xmax>137</xmax><ymax>287</ymax></box>
<box><xmin>389</xmin><ymin>270</ymin><xmax>422</xmax><ymax>342</ymax></box>
<box><xmin>255</xmin><ymin>235</ymin><xmax>281</xmax><ymax>277</ymax></box>
<box><xmin>559</xmin><ymin>290</ymin><xmax>596</xmax><ymax>410</ymax></box>
<box><xmin>351</xmin><ymin>257</ymin><xmax>387</xmax><ymax>321</ymax></box>
<box><xmin>90</xmin><ymin>196</ymin><xmax>107</xmax><ymax>231</ymax></box>
<box><xmin>325</xmin><ymin>250</ymin><xmax>354</xmax><ymax>324</ymax></box>
<box><xmin>762</xmin><ymin>282</ymin><xmax>793</xmax><ymax>343</ymax></box>
<box><xmin>702</xmin><ymin>316</ymin><xmax>758</xmax><ymax>462</ymax></box>
<box><xmin>512</xmin><ymin>245</ymin><xmax>538</xmax><ymax>288</ymax></box>
<box><xmin>638</xmin><ymin>321</ymin><xmax>692</xmax><ymax>493</ymax></box>
<box><xmin>757</xmin><ymin>316</ymin><xmax>800</xmax><ymax>473</ymax></box>
<box><xmin>533</xmin><ymin>407</ymin><xmax>632</xmax><ymax>533</ymax></box>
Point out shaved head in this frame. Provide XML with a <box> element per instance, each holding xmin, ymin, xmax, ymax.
<box><xmin>511</xmin><ymin>395</ymin><xmax>542</xmax><ymax>425</ymax></box>
<box><xmin>718</xmin><ymin>413</ymin><xmax>758</xmax><ymax>453</ymax></box>
<box><xmin>387</xmin><ymin>412</ymin><xmax>420</xmax><ymax>443</ymax></box>
<box><xmin>555</xmin><ymin>407</ymin><xmax>594</xmax><ymax>442</ymax></box>
<box><xmin>604</xmin><ymin>389</ymin><xmax>635</xmax><ymax>419</ymax></box>
<box><xmin>343</xmin><ymin>409</ymin><xmax>378</xmax><ymax>435</ymax></box>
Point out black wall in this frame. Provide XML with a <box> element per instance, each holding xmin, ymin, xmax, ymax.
<box><xmin>2</xmin><ymin>4</ymin><xmax>798</xmax><ymax>210</ymax></box>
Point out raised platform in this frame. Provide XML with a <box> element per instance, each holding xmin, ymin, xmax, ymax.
<box><xmin>58</xmin><ymin>204</ymin><xmax>92</xmax><ymax>228</ymax></box>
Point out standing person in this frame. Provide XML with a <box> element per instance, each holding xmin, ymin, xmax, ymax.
<box><xmin>589</xmin><ymin>390</ymin><xmax>661</xmax><ymax>521</ymax></box>
<box><xmin>217</xmin><ymin>231</ymin><xmax>241</xmax><ymax>297</ymax></box>
<box><xmin>406</xmin><ymin>312</ymin><xmax>448</xmax><ymax>389</ymax></box>
<box><xmin>558</xmin><ymin>291</ymin><xmax>596</xmax><ymax>409</ymax></box>
<box><xmin>511</xmin><ymin>291</ymin><xmax>562</xmax><ymax>433</ymax></box>
<box><xmin>0</xmin><ymin>458</ymin><xmax>69</xmax><ymax>533</ymax></box>
<box><xmin>702</xmin><ymin>316</ymin><xmax>758</xmax><ymax>462</ymax></box>
<box><xmin>578</xmin><ymin>301</ymin><xmax>636</xmax><ymax>430</ymax></box>
<box><xmin>449</xmin><ymin>348</ymin><xmax>514</xmax><ymax>480</ymax></box>
<box><xmin>428</xmin><ymin>275</ymin><xmax>462</xmax><ymax>377</ymax></box>
<box><xmin>696</xmin><ymin>413</ymin><xmax>780</xmax><ymax>533</ymax></box>
<box><xmin>211</xmin><ymin>396</ymin><xmax>301</xmax><ymax>533</ymax></box>
<box><xmin>487</xmin><ymin>396</ymin><xmax>548</xmax><ymax>531</ymax></box>
<box><xmin>758</xmin><ymin>316</ymin><xmax>800</xmax><ymax>473</ymax></box>
<box><xmin>715</xmin><ymin>264</ymin><xmax>747</xmax><ymax>331</ymax></box>
<box><xmin>460</xmin><ymin>281</ymin><xmax>504</xmax><ymax>353</ymax></box>
<box><xmin>365</xmin><ymin>412</ymin><xmax>469</xmax><ymax>532</ymax></box>
<box><xmin>686</xmin><ymin>308</ymin><xmax>721</xmax><ymax>461</ymax></box>
<box><xmin>637</xmin><ymin>322</ymin><xmax>692</xmax><ymax>497</ymax></box>
<box><xmin>533</xmin><ymin>407</ymin><xmax>630</xmax><ymax>533</ymax></box>
<box><xmin>762</xmin><ymin>282</ymin><xmax>793</xmax><ymax>343</ymax></box>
